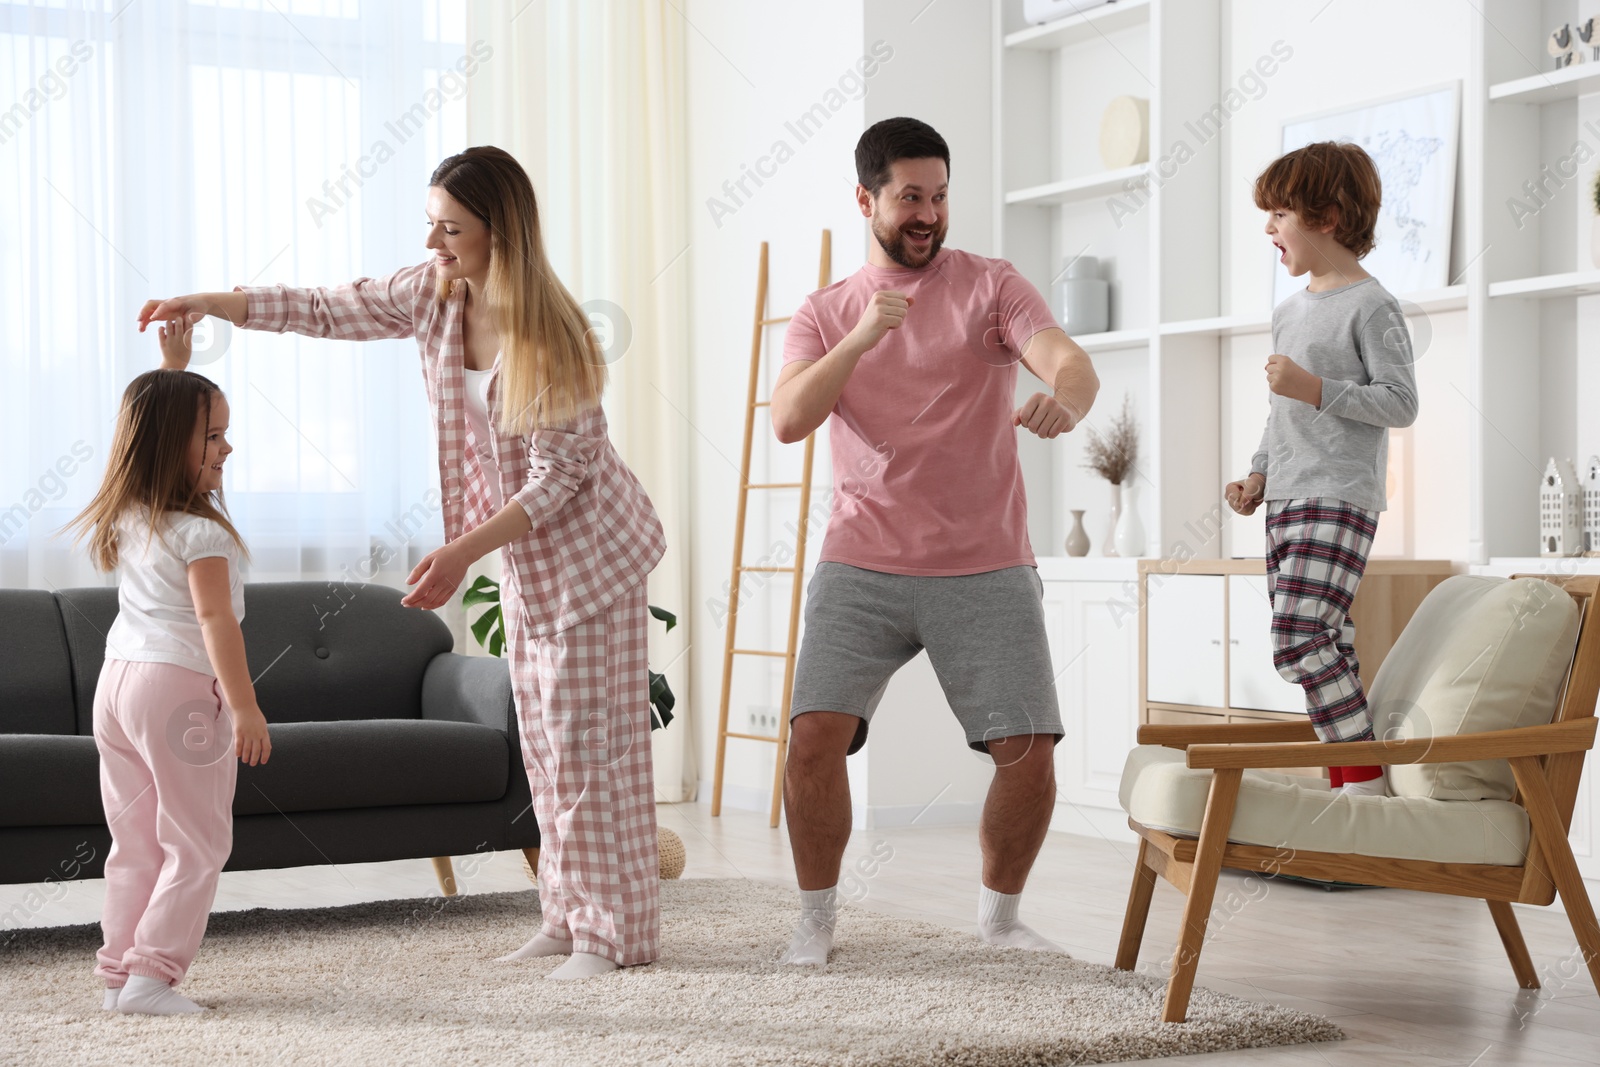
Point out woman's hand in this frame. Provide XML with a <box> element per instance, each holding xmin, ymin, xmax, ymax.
<box><xmin>139</xmin><ymin>295</ymin><xmax>210</xmax><ymax>333</ymax></box>
<box><xmin>158</xmin><ymin>315</ymin><xmax>200</xmax><ymax>370</ymax></box>
<box><xmin>404</xmin><ymin>541</ymin><xmax>472</xmax><ymax>610</ymax></box>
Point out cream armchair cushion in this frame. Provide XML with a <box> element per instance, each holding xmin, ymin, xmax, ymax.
<box><xmin>1370</xmin><ymin>576</ymin><xmax>1579</xmax><ymax>801</ymax></box>
<box><xmin>1118</xmin><ymin>746</ymin><xmax>1530</xmax><ymax>864</ymax></box>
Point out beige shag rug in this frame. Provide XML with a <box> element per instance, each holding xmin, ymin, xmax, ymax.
<box><xmin>1</xmin><ymin>878</ymin><xmax>1340</xmax><ymax>1065</ymax></box>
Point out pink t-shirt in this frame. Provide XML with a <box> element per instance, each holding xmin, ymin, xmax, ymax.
<box><xmin>782</xmin><ymin>247</ymin><xmax>1058</xmax><ymax>576</ymax></box>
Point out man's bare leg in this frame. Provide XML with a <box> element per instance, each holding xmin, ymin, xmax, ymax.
<box><xmin>976</xmin><ymin>733</ymin><xmax>1064</xmax><ymax>952</ymax></box>
<box><xmin>779</xmin><ymin>711</ymin><xmax>859</xmax><ymax>965</ymax></box>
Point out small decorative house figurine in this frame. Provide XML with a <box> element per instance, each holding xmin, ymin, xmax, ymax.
<box><xmin>1584</xmin><ymin>455</ymin><xmax>1600</xmax><ymax>552</ymax></box>
<box><xmin>1541</xmin><ymin>457</ymin><xmax>1584</xmax><ymax>557</ymax></box>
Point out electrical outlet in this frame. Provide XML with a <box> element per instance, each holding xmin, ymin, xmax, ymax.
<box><xmin>748</xmin><ymin>705</ymin><xmax>779</xmax><ymax>733</ymax></box>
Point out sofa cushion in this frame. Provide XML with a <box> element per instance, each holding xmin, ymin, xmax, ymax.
<box><xmin>1119</xmin><ymin>744</ymin><xmax>1530</xmax><ymax>866</ymax></box>
<box><xmin>0</xmin><ymin>589</ymin><xmax>78</xmax><ymax>734</ymax></box>
<box><xmin>1368</xmin><ymin>576</ymin><xmax>1580</xmax><ymax>802</ymax></box>
<box><xmin>232</xmin><ymin>719</ymin><xmax>509</xmax><ymax>816</ymax></box>
<box><xmin>0</xmin><ymin>735</ymin><xmax>102</xmax><ymax>826</ymax></box>
<box><xmin>0</xmin><ymin>721</ymin><xmax>509</xmax><ymax>827</ymax></box>
<box><xmin>55</xmin><ymin>582</ymin><xmax>455</xmax><ymax>733</ymax></box>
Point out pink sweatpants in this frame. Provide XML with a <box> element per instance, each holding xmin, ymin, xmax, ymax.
<box><xmin>505</xmin><ymin>581</ymin><xmax>660</xmax><ymax>966</ymax></box>
<box><xmin>93</xmin><ymin>659</ymin><xmax>236</xmax><ymax>988</ymax></box>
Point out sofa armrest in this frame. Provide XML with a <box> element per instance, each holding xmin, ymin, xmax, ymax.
<box><xmin>421</xmin><ymin>652</ymin><xmax>515</xmax><ymax>733</ymax></box>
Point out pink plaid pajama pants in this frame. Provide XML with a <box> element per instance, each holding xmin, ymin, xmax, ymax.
<box><xmin>1264</xmin><ymin>499</ymin><xmax>1380</xmax><ymax>747</ymax></box>
<box><xmin>503</xmin><ymin>581</ymin><xmax>660</xmax><ymax>966</ymax></box>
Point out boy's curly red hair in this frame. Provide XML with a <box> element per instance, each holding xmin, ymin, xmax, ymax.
<box><xmin>1253</xmin><ymin>141</ymin><xmax>1382</xmax><ymax>258</ymax></box>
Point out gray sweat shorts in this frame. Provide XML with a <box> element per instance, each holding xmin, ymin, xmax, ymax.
<box><xmin>790</xmin><ymin>562</ymin><xmax>1063</xmax><ymax>755</ymax></box>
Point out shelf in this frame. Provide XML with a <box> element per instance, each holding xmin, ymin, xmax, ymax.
<box><xmin>1160</xmin><ymin>314</ymin><xmax>1268</xmax><ymax>338</ymax></box>
<box><xmin>1004</xmin><ymin>0</ymin><xmax>1151</xmax><ymax>52</ymax></box>
<box><xmin>1005</xmin><ymin>164</ymin><xmax>1149</xmax><ymax>206</ymax></box>
<box><xmin>1489</xmin><ymin>63</ymin><xmax>1600</xmax><ymax>105</ymax></box>
<box><xmin>1488</xmin><ymin>270</ymin><xmax>1600</xmax><ymax>299</ymax></box>
<box><xmin>1156</xmin><ymin>284</ymin><xmax>1469</xmax><ymax>339</ymax></box>
<box><xmin>1036</xmin><ymin>556</ymin><xmax>1143</xmax><ymax>582</ymax></box>
<box><xmin>1474</xmin><ymin>557</ymin><xmax>1600</xmax><ymax>575</ymax></box>
<box><xmin>1070</xmin><ymin>326</ymin><xmax>1150</xmax><ymax>352</ymax></box>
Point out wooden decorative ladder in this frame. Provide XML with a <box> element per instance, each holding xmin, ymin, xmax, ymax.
<box><xmin>711</xmin><ymin>231</ymin><xmax>832</xmax><ymax>828</ymax></box>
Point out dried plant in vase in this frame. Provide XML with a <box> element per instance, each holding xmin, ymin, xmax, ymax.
<box><xmin>1082</xmin><ymin>393</ymin><xmax>1139</xmax><ymax>486</ymax></box>
<box><xmin>1081</xmin><ymin>394</ymin><xmax>1140</xmax><ymax>557</ymax></box>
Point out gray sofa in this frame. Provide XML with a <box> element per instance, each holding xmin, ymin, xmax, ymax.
<box><xmin>0</xmin><ymin>581</ymin><xmax>537</xmax><ymax>887</ymax></box>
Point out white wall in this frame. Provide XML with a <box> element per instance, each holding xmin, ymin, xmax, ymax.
<box><xmin>1218</xmin><ymin>0</ymin><xmax>1474</xmax><ymax>561</ymax></box>
<box><xmin>685</xmin><ymin>0</ymin><xmax>1001</xmax><ymax>821</ymax></box>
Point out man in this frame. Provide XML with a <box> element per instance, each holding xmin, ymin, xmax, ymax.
<box><xmin>770</xmin><ymin>116</ymin><xmax>1100</xmax><ymax>965</ymax></box>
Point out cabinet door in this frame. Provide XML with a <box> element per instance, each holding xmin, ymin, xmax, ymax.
<box><xmin>1145</xmin><ymin>574</ymin><xmax>1224</xmax><ymax>708</ymax></box>
<box><xmin>1053</xmin><ymin>582</ymin><xmax>1140</xmax><ymax>811</ymax></box>
<box><xmin>1227</xmin><ymin>574</ymin><xmax>1306</xmax><ymax>715</ymax></box>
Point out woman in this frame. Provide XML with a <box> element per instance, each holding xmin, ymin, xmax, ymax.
<box><xmin>139</xmin><ymin>146</ymin><xmax>666</xmax><ymax>980</ymax></box>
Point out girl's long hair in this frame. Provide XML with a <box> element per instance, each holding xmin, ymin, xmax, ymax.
<box><xmin>430</xmin><ymin>146</ymin><xmax>606</xmax><ymax>434</ymax></box>
<box><xmin>65</xmin><ymin>370</ymin><xmax>248</xmax><ymax>571</ymax></box>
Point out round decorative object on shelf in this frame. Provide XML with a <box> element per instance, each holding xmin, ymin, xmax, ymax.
<box><xmin>1099</xmin><ymin>95</ymin><xmax>1150</xmax><ymax>170</ymax></box>
<box><xmin>658</xmin><ymin>826</ymin><xmax>687</xmax><ymax>880</ymax></box>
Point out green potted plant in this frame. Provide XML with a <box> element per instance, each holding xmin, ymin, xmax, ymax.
<box><xmin>460</xmin><ymin>575</ymin><xmax>677</xmax><ymax>730</ymax></box>
<box><xmin>461</xmin><ymin>576</ymin><xmax>687</xmax><ymax>880</ymax></box>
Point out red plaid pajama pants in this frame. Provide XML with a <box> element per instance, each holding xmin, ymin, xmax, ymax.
<box><xmin>1264</xmin><ymin>499</ymin><xmax>1380</xmax><ymax>751</ymax></box>
<box><xmin>503</xmin><ymin>581</ymin><xmax>660</xmax><ymax>966</ymax></box>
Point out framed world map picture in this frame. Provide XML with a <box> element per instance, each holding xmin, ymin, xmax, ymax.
<box><xmin>1272</xmin><ymin>81</ymin><xmax>1461</xmax><ymax>307</ymax></box>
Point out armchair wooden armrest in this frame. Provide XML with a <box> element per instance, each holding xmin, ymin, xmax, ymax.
<box><xmin>1137</xmin><ymin>721</ymin><xmax>1318</xmax><ymax>748</ymax></box>
<box><xmin>1185</xmin><ymin>718</ymin><xmax>1597</xmax><ymax>770</ymax></box>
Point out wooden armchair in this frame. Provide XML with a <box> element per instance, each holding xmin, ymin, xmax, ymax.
<box><xmin>1114</xmin><ymin>574</ymin><xmax>1600</xmax><ymax>1023</ymax></box>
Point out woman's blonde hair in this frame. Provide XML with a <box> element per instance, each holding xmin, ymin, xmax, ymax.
<box><xmin>65</xmin><ymin>370</ymin><xmax>248</xmax><ymax>571</ymax></box>
<box><xmin>430</xmin><ymin>146</ymin><xmax>606</xmax><ymax>434</ymax></box>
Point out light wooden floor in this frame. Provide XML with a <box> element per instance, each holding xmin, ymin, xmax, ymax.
<box><xmin>8</xmin><ymin>804</ymin><xmax>1599</xmax><ymax>1065</ymax></box>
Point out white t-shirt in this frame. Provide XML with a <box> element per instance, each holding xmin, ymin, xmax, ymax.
<box><xmin>104</xmin><ymin>509</ymin><xmax>246</xmax><ymax>677</ymax></box>
<box><xmin>463</xmin><ymin>355</ymin><xmax>504</xmax><ymax>510</ymax></box>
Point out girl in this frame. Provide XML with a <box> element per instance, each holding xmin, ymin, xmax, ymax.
<box><xmin>67</xmin><ymin>324</ymin><xmax>270</xmax><ymax>1015</ymax></box>
<box><xmin>138</xmin><ymin>145</ymin><xmax>665</xmax><ymax>981</ymax></box>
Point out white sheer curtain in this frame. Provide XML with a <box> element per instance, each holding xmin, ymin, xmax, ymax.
<box><xmin>1</xmin><ymin>0</ymin><xmax>473</xmax><ymax>618</ymax></box>
<box><xmin>467</xmin><ymin>0</ymin><xmax>694</xmax><ymax>800</ymax></box>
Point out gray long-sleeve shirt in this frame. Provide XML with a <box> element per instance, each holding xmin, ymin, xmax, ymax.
<box><xmin>1249</xmin><ymin>277</ymin><xmax>1419</xmax><ymax>512</ymax></box>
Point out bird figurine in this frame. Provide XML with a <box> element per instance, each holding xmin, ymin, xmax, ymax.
<box><xmin>1577</xmin><ymin>17</ymin><xmax>1600</xmax><ymax>62</ymax></box>
<box><xmin>1551</xmin><ymin>23</ymin><xmax>1579</xmax><ymax>69</ymax></box>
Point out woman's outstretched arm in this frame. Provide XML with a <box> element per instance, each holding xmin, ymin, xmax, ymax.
<box><xmin>138</xmin><ymin>261</ymin><xmax>431</xmax><ymax>345</ymax></box>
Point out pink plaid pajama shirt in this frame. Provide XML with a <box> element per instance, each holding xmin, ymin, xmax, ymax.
<box><xmin>239</xmin><ymin>262</ymin><xmax>667</xmax><ymax>965</ymax></box>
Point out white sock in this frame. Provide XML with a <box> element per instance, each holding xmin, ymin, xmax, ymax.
<box><xmin>116</xmin><ymin>974</ymin><xmax>204</xmax><ymax>1015</ymax></box>
<box><xmin>547</xmin><ymin>951</ymin><xmax>619</xmax><ymax>980</ymax></box>
<box><xmin>496</xmin><ymin>931</ymin><xmax>573</xmax><ymax>962</ymax></box>
<box><xmin>102</xmin><ymin>987</ymin><xmax>121</xmax><ymax>1011</ymax></box>
<box><xmin>1341</xmin><ymin>777</ymin><xmax>1388</xmax><ymax>797</ymax></box>
<box><xmin>779</xmin><ymin>886</ymin><xmax>837</xmax><ymax>966</ymax></box>
<box><xmin>977</xmin><ymin>886</ymin><xmax>1066</xmax><ymax>953</ymax></box>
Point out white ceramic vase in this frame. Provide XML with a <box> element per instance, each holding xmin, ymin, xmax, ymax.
<box><xmin>1102</xmin><ymin>482</ymin><xmax>1122</xmax><ymax>557</ymax></box>
<box><xmin>1114</xmin><ymin>483</ymin><xmax>1146</xmax><ymax>559</ymax></box>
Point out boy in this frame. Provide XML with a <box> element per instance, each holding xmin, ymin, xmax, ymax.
<box><xmin>1224</xmin><ymin>141</ymin><xmax>1419</xmax><ymax>796</ymax></box>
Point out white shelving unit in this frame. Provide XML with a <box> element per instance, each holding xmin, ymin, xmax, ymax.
<box><xmin>993</xmin><ymin>0</ymin><xmax>1222</xmax><ymax>564</ymax></box>
<box><xmin>1472</xmin><ymin>0</ymin><xmax>1600</xmax><ymax>563</ymax></box>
